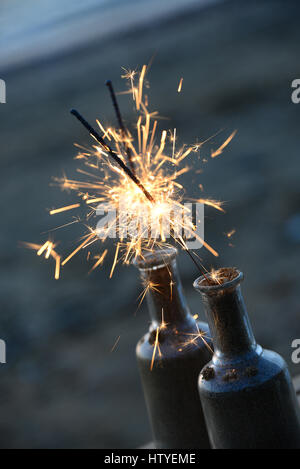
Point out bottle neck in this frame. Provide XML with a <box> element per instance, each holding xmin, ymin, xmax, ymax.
<box><xmin>139</xmin><ymin>258</ymin><xmax>192</xmax><ymax>328</ymax></box>
<box><xmin>199</xmin><ymin>281</ymin><xmax>256</xmax><ymax>358</ymax></box>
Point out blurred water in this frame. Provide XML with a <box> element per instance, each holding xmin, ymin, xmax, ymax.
<box><xmin>1</xmin><ymin>0</ymin><xmax>221</xmax><ymax>68</ymax></box>
<box><xmin>1</xmin><ymin>0</ymin><xmax>214</xmax><ymax>41</ymax></box>
<box><xmin>1</xmin><ymin>0</ymin><xmax>122</xmax><ymax>41</ymax></box>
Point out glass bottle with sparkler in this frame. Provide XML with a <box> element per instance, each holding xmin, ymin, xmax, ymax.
<box><xmin>194</xmin><ymin>268</ymin><xmax>300</xmax><ymax>449</ymax></box>
<box><xmin>135</xmin><ymin>246</ymin><xmax>212</xmax><ymax>449</ymax></box>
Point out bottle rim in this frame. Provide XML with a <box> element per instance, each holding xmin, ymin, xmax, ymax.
<box><xmin>132</xmin><ymin>246</ymin><xmax>177</xmax><ymax>271</ymax></box>
<box><xmin>193</xmin><ymin>268</ymin><xmax>243</xmax><ymax>293</ymax></box>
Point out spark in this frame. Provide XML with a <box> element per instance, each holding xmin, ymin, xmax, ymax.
<box><xmin>37</xmin><ymin>241</ymin><xmax>50</xmax><ymax>256</ymax></box>
<box><xmin>180</xmin><ymin>323</ymin><xmax>213</xmax><ymax>354</ymax></box>
<box><xmin>160</xmin><ymin>308</ymin><xmax>168</xmax><ymax>330</ymax></box>
<box><xmin>61</xmin><ymin>232</ymin><xmax>96</xmax><ymax>266</ymax></box>
<box><xmin>211</xmin><ymin>130</ymin><xmax>237</xmax><ymax>158</ymax></box>
<box><xmin>110</xmin><ymin>243</ymin><xmax>120</xmax><ymax>279</ymax></box>
<box><xmin>169</xmin><ymin>280</ymin><xmax>175</xmax><ymax>300</ymax></box>
<box><xmin>22</xmin><ymin>241</ymin><xmax>61</xmax><ymax>280</ymax></box>
<box><xmin>49</xmin><ymin>204</ymin><xmax>80</xmax><ymax>215</ymax></box>
<box><xmin>137</xmin><ymin>64</ymin><xmax>147</xmax><ymax>110</ymax></box>
<box><xmin>226</xmin><ymin>228</ymin><xmax>236</xmax><ymax>238</ymax></box>
<box><xmin>137</xmin><ymin>280</ymin><xmax>161</xmax><ymax>308</ymax></box>
<box><xmin>209</xmin><ymin>268</ymin><xmax>233</xmax><ymax>285</ymax></box>
<box><xmin>197</xmin><ymin>199</ymin><xmax>225</xmax><ymax>213</ymax></box>
<box><xmin>149</xmin><ymin>308</ymin><xmax>169</xmax><ymax>371</ymax></box>
<box><xmin>42</xmin><ymin>219</ymin><xmax>79</xmax><ymax>233</ymax></box>
<box><xmin>89</xmin><ymin>249</ymin><xmax>108</xmax><ymax>273</ymax></box>
<box><xmin>121</xmin><ymin>67</ymin><xmax>137</xmax><ymax>99</ymax></box>
<box><xmin>171</xmin><ymin>128</ymin><xmax>177</xmax><ymax>161</ymax></box>
<box><xmin>111</xmin><ymin>335</ymin><xmax>121</xmax><ymax>353</ymax></box>
<box><xmin>45</xmin><ymin>242</ymin><xmax>53</xmax><ymax>259</ymax></box>
<box><xmin>54</xmin><ymin>253</ymin><xmax>61</xmax><ymax>280</ymax></box>
<box><xmin>86</xmin><ymin>197</ymin><xmax>103</xmax><ymax>204</ymax></box>
<box><xmin>150</xmin><ymin>327</ymin><xmax>160</xmax><ymax>372</ymax></box>
<box><xmin>178</xmin><ymin>78</ymin><xmax>184</xmax><ymax>93</ymax></box>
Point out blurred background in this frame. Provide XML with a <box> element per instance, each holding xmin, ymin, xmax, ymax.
<box><xmin>1</xmin><ymin>0</ymin><xmax>300</xmax><ymax>449</ymax></box>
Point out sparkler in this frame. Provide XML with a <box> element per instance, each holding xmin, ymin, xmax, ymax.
<box><xmin>25</xmin><ymin>65</ymin><xmax>236</xmax><ymax>283</ymax></box>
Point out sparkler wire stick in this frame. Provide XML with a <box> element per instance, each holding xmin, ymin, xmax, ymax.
<box><xmin>70</xmin><ymin>109</ymin><xmax>155</xmax><ymax>203</ymax></box>
<box><xmin>184</xmin><ymin>248</ymin><xmax>207</xmax><ymax>277</ymax></box>
<box><xmin>178</xmin><ymin>240</ymin><xmax>209</xmax><ymax>279</ymax></box>
<box><xmin>105</xmin><ymin>80</ymin><xmax>136</xmax><ymax>174</ymax></box>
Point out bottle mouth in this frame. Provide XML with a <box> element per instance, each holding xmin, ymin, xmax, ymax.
<box><xmin>193</xmin><ymin>267</ymin><xmax>243</xmax><ymax>293</ymax></box>
<box><xmin>132</xmin><ymin>246</ymin><xmax>177</xmax><ymax>271</ymax></box>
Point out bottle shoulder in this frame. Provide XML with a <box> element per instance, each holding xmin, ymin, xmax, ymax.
<box><xmin>136</xmin><ymin>319</ymin><xmax>211</xmax><ymax>363</ymax></box>
<box><xmin>199</xmin><ymin>346</ymin><xmax>290</xmax><ymax>395</ymax></box>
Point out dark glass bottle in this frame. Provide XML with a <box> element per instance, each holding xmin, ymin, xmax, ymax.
<box><xmin>135</xmin><ymin>247</ymin><xmax>212</xmax><ymax>449</ymax></box>
<box><xmin>194</xmin><ymin>268</ymin><xmax>300</xmax><ymax>449</ymax></box>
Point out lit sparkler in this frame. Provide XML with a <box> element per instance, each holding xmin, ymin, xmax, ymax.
<box><xmin>25</xmin><ymin>66</ymin><xmax>236</xmax><ymax>281</ymax></box>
